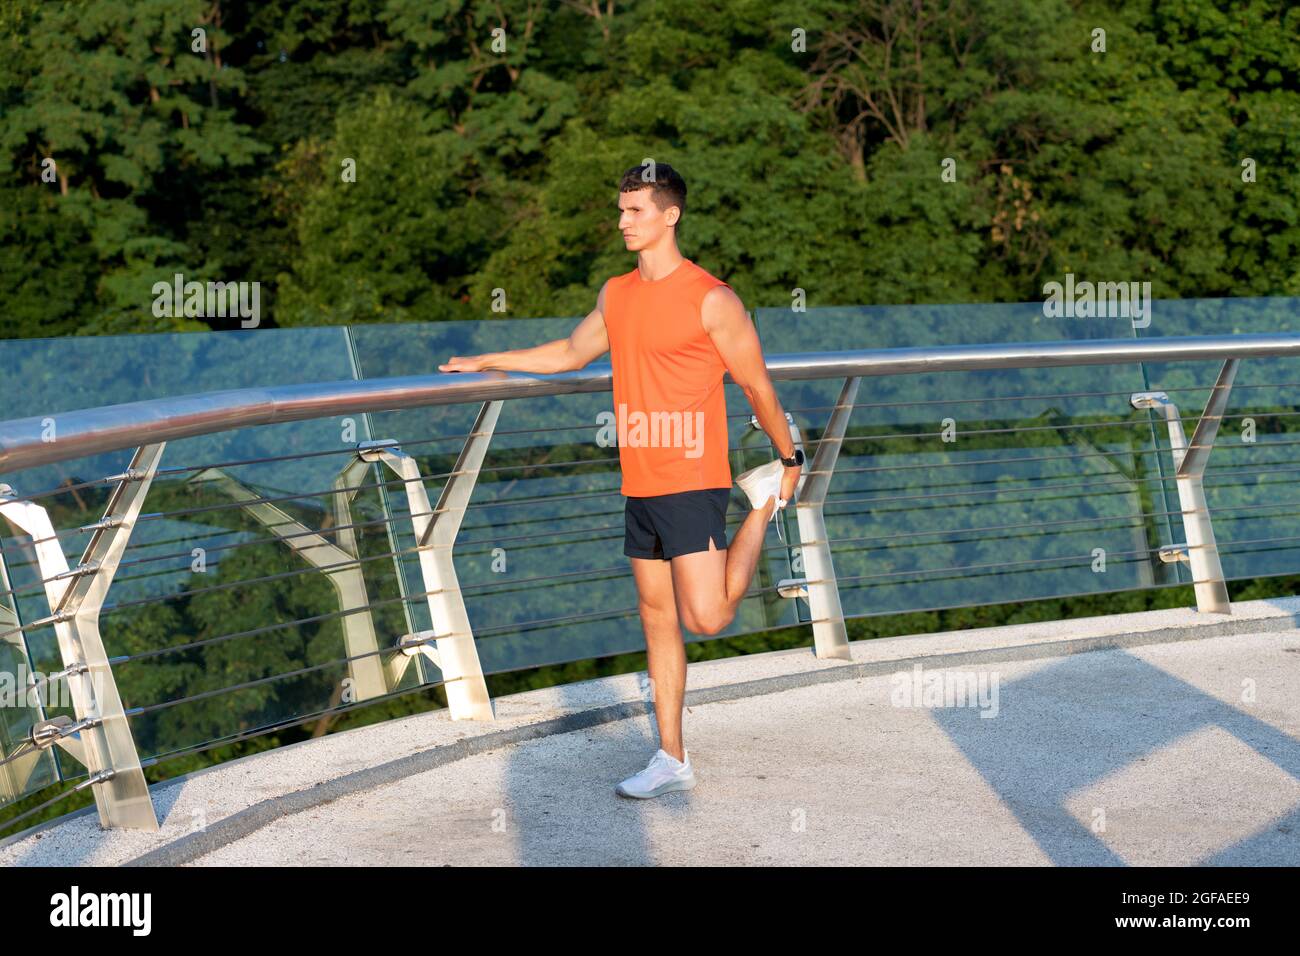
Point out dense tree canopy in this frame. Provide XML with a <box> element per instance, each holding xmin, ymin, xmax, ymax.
<box><xmin>1</xmin><ymin>0</ymin><xmax>1297</xmax><ymax>338</ymax></box>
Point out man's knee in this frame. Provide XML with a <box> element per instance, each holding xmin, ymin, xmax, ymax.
<box><xmin>639</xmin><ymin>598</ymin><xmax>678</xmax><ymax>625</ymax></box>
<box><xmin>683</xmin><ymin>604</ymin><xmax>734</xmax><ymax>636</ymax></box>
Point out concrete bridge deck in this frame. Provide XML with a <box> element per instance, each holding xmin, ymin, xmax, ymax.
<box><xmin>4</xmin><ymin>598</ymin><xmax>1299</xmax><ymax>866</ymax></box>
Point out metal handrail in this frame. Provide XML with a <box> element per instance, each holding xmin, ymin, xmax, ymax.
<box><xmin>5</xmin><ymin>333</ymin><xmax>1300</xmax><ymax>473</ymax></box>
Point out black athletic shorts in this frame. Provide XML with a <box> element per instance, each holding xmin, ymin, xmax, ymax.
<box><xmin>624</xmin><ymin>488</ymin><xmax>731</xmax><ymax>560</ymax></box>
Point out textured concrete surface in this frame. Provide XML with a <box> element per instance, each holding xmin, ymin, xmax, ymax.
<box><xmin>3</xmin><ymin>596</ymin><xmax>1299</xmax><ymax>866</ymax></box>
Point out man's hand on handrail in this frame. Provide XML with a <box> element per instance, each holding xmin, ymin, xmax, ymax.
<box><xmin>438</xmin><ymin>355</ymin><xmax>490</xmax><ymax>373</ymax></box>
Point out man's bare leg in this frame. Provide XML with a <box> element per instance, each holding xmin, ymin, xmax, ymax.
<box><xmin>671</xmin><ymin>495</ymin><xmax>778</xmax><ymax>636</ymax></box>
<box><xmin>721</xmin><ymin>495</ymin><xmax>779</xmax><ymax>609</ymax></box>
<box><xmin>630</xmin><ymin>555</ymin><xmax>688</xmax><ymax>763</ymax></box>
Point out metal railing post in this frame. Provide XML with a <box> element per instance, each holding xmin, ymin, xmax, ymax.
<box><xmin>1132</xmin><ymin>358</ymin><xmax>1237</xmax><ymax>615</ymax></box>
<box><xmin>770</xmin><ymin>377</ymin><xmax>859</xmax><ymax>660</ymax></box>
<box><xmin>368</xmin><ymin>402</ymin><xmax>501</xmax><ymax>722</ymax></box>
<box><xmin>0</xmin><ymin>444</ymin><xmax>164</xmax><ymax>829</ymax></box>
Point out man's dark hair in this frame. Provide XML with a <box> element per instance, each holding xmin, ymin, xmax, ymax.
<box><xmin>619</xmin><ymin>162</ymin><xmax>687</xmax><ymax>237</ymax></box>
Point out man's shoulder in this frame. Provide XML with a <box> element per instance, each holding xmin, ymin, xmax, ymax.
<box><xmin>600</xmin><ymin>270</ymin><xmax>638</xmax><ymax>306</ymax></box>
<box><xmin>682</xmin><ymin>261</ymin><xmax>733</xmax><ymax>307</ymax></box>
<box><xmin>684</xmin><ymin>259</ymin><xmax>729</xmax><ymax>287</ymax></box>
<box><xmin>694</xmin><ymin>265</ymin><xmax>738</xmax><ymax>308</ymax></box>
<box><xmin>699</xmin><ymin>281</ymin><xmax>745</xmax><ymax>335</ymax></box>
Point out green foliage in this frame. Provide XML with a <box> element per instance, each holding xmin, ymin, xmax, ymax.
<box><xmin>0</xmin><ymin>0</ymin><xmax>266</xmax><ymax>331</ymax></box>
<box><xmin>274</xmin><ymin>89</ymin><xmax>490</xmax><ymax>324</ymax></box>
<box><xmin>2</xmin><ymin>0</ymin><xmax>1298</xmax><ymax>335</ymax></box>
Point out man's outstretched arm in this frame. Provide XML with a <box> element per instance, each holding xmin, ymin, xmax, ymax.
<box><xmin>439</xmin><ymin>281</ymin><xmax>610</xmax><ymax>374</ymax></box>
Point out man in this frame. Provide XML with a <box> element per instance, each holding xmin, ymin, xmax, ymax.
<box><xmin>439</xmin><ymin>162</ymin><xmax>804</xmax><ymax>798</ymax></box>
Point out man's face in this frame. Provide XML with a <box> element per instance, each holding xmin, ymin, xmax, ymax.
<box><xmin>618</xmin><ymin>187</ymin><xmax>677</xmax><ymax>251</ymax></box>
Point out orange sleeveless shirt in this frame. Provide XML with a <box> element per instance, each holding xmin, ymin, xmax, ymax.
<box><xmin>603</xmin><ymin>258</ymin><xmax>733</xmax><ymax>497</ymax></box>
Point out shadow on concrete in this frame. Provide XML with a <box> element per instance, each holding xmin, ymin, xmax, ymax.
<box><xmin>929</xmin><ymin>647</ymin><xmax>1300</xmax><ymax>865</ymax></box>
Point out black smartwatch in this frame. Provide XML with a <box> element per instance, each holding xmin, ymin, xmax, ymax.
<box><xmin>779</xmin><ymin>448</ymin><xmax>805</xmax><ymax>468</ymax></box>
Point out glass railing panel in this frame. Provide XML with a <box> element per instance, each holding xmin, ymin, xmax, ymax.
<box><xmin>1135</xmin><ymin>297</ymin><xmax>1300</xmax><ymax>583</ymax></box>
<box><xmin>0</xmin><ymin>329</ymin><xmax>390</xmax><ymax>764</ymax></box>
<box><xmin>104</xmin><ymin>449</ymin><xmax>416</xmax><ymax>761</ymax></box>
<box><xmin>754</xmin><ymin>303</ymin><xmax>1172</xmax><ymax>618</ymax></box>
<box><xmin>0</xmin><ymin>541</ymin><xmax>59</xmax><ymax>806</ymax></box>
<box><xmin>0</xmin><ymin>327</ymin><xmax>359</xmax><ymax>505</ymax></box>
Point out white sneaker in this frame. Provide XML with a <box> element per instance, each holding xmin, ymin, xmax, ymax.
<box><xmin>615</xmin><ymin>748</ymin><xmax>696</xmax><ymax>798</ymax></box>
<box><xmin>734</xmin><ymin>458</ymin><xmax>788</xmax><ymax>542</ymax></box>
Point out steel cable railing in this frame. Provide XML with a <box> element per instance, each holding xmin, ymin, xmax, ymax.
<box><xmin>21</xmin><ymin>487</ymin><xmax>1258</xmax><ymax>634</ymax></box>
<box><xmin>92</xmin><ymin>556</ymin><xmax>787</xmax><ymax>675</ymax></box>
<box><xmin>0</xmin><ymin>410</ymin><xmax>1292</xmax><ymax>556</ymax></box>
<box><xmin>4</xmin><ymin>440</ymin><xmax>1297</xmax><ymax>625</ymax></box>
<box><xmin>2</xmin><ymin>440</ymin><xmax>1296</xmax><ymax>617</ymax></box>
<box><xmin>808</xmin><ymin>505</ymin><xmax>1300</xmax><ymax>555</ymax></box>
<box><xmin>114</xmin><ymin>573</ymin><xmax>794</xmax><ymax>721</ymax></box>
<box><xmin>0</xmin><ymin>400</ymin><xmax>1289</xmax><ymax>541</ymax></box>
<box><xmin>1</xmin><ymin>521</ymin><xmax>632</xmax><ymax>601</ymax></box>
<box><xmin>0</xmin><ymin>484</ymin><xmax>1176</xmax><ymax>613</ymax></box>
<box><xmin>15</xmin><ymin>439</ymin><xmax>1294</xmax><ymax>598</ymax></box>
<box><xmin>823</xmin><ymin>467</ymin><xmax>1300</xmax><ymax>510</ymax></box>
<box><xmin>0</xmin><ymin>489</ymin><xmax>1196</xmax><ymax>639</ymax></box>
<box><xmin>2</xmin><ymin>430</ymin><xmax>1280</xmax><ymax>581</ymax></box>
